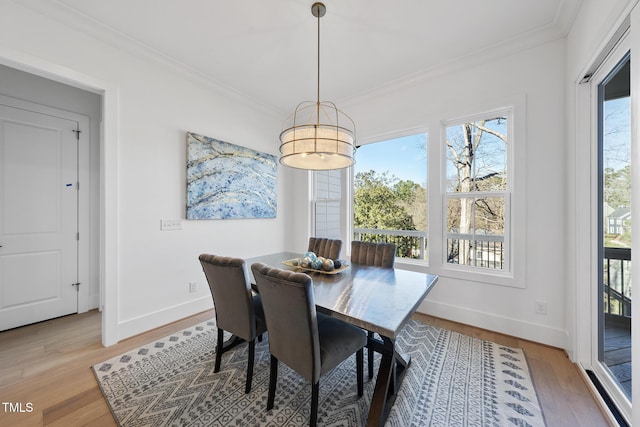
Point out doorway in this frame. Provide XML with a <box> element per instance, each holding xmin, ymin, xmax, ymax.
<box><xmin>0</xmin><ymin>66</ymin><xmax>101</xmax><ymax>331</ymax></box>
<box><xmin>0</xmin><ymin>101</ymin><xmax>81</xmax><ymax>330</ymax></box>
<box><xmin>592</xmin><ymin>32</ymin><xmax>632</xmax><ymax>421</ymax></box>
<box><xmin>0</xmin><ymin>54</ymin><xmax>118</xmax><ymax>346</ymax></box>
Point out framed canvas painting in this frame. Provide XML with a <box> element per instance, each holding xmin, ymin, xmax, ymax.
<box><xmin>187</xmin><ymin>132</ymin><xmax>277</xmax><ymax>219</ymax></box>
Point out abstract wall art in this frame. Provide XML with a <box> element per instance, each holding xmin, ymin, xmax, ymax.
<box><xmin>186</xmin><ymin>132</ymin><xmax>277</xmax><ymax>219</ymax></box>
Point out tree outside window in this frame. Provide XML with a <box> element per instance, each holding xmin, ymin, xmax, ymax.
<box><xmin>445</xmin><ymin>113</ymin><xmax>509</xmax><ymax>270</ymax></box>
<box><xmin>353</xmin><ymin>133</ymin><xmax>427</xmax><ymax>260</ymax></box>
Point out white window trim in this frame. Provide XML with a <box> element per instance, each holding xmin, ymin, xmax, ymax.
<box><xmin>432</xmin><ymin>97</ymin><xmax>526</xmax><ymax>288</ymax></box>
<box><xmin>320</xmin><ymin>97</ymin><xmax>525</xmax><ymax>288</ymax></box>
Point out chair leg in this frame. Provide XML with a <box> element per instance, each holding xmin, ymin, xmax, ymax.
<box><xmin>267</xmin><ymin>355</ymin><xmax>278</xmax><ymax>410</ymax></box>
<box><xmin>310</xmin><ymin>381</ymin><xmax>319</xmax><ymax>427</ymax></box>
<box><xmin>214</xmin><ymin>328</ymin><xmax>224</xmax><ymax>373</ymax></box>
<box><xmin>245</xmin><ymin>339</ymin><xmax>255</xmax><ymax>394</ymax></box>
<box><xmin>367</xmin><ymin>330</ymin><xmax>374</xmax><ymax>380</ymax></box>
<box><xmin>356</xmin><ymin>348</ymin><xmax>364</xmax><ymax>397</ymax></box>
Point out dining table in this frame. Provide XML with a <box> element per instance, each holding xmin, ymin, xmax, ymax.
<box><xmin>245</xmin><ymin>251</ymin><xmax>438</xmax><ymax>427</ymax></box>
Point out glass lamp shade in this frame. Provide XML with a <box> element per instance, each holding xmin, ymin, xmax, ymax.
<box><xmin>279</xmin><ymin>101</ymin><xmax>356</xmax><ymax>170</ymax></box>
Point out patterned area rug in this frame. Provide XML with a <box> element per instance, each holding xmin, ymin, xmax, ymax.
<box><xmin>93</xmin><ymin>319</ymin><xmax>545</xmax><ymax>426</ymax></box>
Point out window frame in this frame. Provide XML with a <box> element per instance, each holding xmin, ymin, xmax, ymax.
<box><xmin>309</xmin><ymin>96</ymin><xmax>525</xmax><ymax>288</ymax></box>
<box><xmin>437</xmin><ymin>99</ymin><xmax>525</xmax><ymax>288</ymax></box>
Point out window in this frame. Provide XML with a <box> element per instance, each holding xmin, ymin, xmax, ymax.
<box><xmin>312</xmin><ymin>169</ymin><xmax>343</xmax><ymax>239</ymax></box>
<box><xmin>353</xmin><ymin>133</ymin><xmax>428</xmax><ymax>261</ymax></box>
<box><xmin>444</xmin><ymin>111</ymin><xmax>511</xmax><ymax>272</ymax></box>
<box><xmin>309</xmin><ymin>98</ymin><xmax>523</xmax><ymax>286</ymax></box>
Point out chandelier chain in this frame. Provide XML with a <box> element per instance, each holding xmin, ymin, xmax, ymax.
<box><xmin>316</xmin><ymin>3</ymin><xmax>321</xmax><ymax>123</ymax></box>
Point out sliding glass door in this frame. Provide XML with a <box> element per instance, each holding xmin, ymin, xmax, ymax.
<box><xmin>593</xmin><ymin>33</ymin><xmax>632</xmax><ymax>421</ymax></box>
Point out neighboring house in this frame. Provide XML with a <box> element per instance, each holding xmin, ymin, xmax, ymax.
<box><xmin>608</xmin><ymin>206</ymin><xmax>631</xmax><ymax>235</ymax></box>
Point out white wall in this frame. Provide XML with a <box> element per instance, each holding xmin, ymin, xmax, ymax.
<box><xmin>288</xmin><ymin>38</ymin><xmax>570</xmax><ymax>347</ymax></box>
<box><xmin>0</xmin><ymin>1</ymin><xmax>293</xmax><ymax>341</ymax></box>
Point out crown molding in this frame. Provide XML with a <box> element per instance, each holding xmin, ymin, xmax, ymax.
<box><xmin>338</xmin><ymin>21</ymin><xmax>568</xmax><ymax>110</ymax></box>
<box><xmin>14</xmin><ymin>0</ymin><xmax>283</xmax><ymax>118</ymax></box>
<box><xmin>338</xmin><ymin>0</ymin><xmax>583</xmax><ymax>108</ymax></box>
<box><xmin>554</xmin><ymin>0</ymin><xmax>584</xmax><ymax>34</ymax></box>
<box><xmin>15</xmin><ymin>0</ymin><xmax>582</xmax><ymax>121</ymax></box>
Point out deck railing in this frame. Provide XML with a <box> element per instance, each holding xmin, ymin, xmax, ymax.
<box><xmin>604</xmin><ymin>247</ymin><xmax>632</xmax><ymax>318</ymax></box>
<box><xmin>352</xmin><ymin>228</ymin><xmax>505</xmax><ymax>270</ymax></box>
<box><xmin>353</xmin><ymin>228</ymin><xmax>428</xmax><ymax>260</ymax></box>
<box><xmin>351</xmin><ymin>234</ymin><xmax>631</xmax><ymax>310</ymax></box>
<box><xmin>446</xmin><ymin>234</ymin><xmax>504</xmax><ymax>269</ymax></box>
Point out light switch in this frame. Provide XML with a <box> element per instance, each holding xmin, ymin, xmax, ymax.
<box><xmin>161</xmin><ymin>219</ymin><xmax>182</xmax><ymax>231</ymax></box>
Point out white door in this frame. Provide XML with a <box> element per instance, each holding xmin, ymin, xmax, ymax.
<box><xmin>0</xmin><ymin>104</ymin><xmax>79</xmax><ymax>331</ymax></box>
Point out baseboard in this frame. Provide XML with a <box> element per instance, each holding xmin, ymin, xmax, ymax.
<box><xmin>418</xmin><ymin>299</ymin><xmax>566</xmax><ymax>348</ymax></box>
<box><xmin>118</xmin><ymin>297</ymin><xmax>214</xmax><ymax>342</ymax></box>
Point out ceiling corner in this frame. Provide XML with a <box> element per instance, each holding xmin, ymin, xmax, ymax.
<box><xmin>555</xmin><ymin>0</ymin><xmax>584</xmax><ymax>35</ymax></box>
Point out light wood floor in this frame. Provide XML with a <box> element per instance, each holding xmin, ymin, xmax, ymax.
<box><xmin>0</xmin><ymin>309</ymin><xmax>611</xmax><ymax>426</ymax></box>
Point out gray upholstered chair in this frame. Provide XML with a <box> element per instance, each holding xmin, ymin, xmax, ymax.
<box><xmin>350</xmin><ymin>240</ymin><xmax>396</xmax><ymax>268</ymax></box>
<box><xmin>199</xmin><ymin>254</ymin><xmax>267</xmax><ymax>394</ymax></box>
<box><xmin>350</xmin><ymin>241</ymin><xmax>397</xmax><ymax>379</ymax></box>
<box><xmin>307</xmin><ymin>237</ymin><xmax>342</xmax><ymax>260</ymax></box>
<box><xmin>251</xmin><ymin>262</ymin><xmax>366</xmax><ymax>427</ymax></box>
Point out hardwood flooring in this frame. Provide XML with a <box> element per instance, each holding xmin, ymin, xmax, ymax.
<box><xmin>0</xmin><ymin>310</ymin><xmax>611</xmax><ymax>426</ymax></box>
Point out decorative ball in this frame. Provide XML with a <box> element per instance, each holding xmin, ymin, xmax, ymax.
<box><xmin>311</xmin><ymin>259</ymin><xmax>323</xmax><ymax>270</ymax></box>
<box><xmin>301</xmin><ymin>257</ymin><xmax>312</xmax><ymax>268</ymax></box>
<box><xmin>303</xmin><ymin>251</ymin><xmax>317</xmax><ymax>261</ymax></box>
<box><xmin>333</xmin><ymin>259</ymin><xmax>342</xmax><ymax>268</ymax></box>
<box><xmin>322</xmin><ymin>258</ymin><xmax>335</xmax><ymax>271</ymax></box>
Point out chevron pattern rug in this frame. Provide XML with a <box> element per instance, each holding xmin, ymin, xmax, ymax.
<box><xmin>93</xmin><ymin>318</ymin><xmax>545</xmax><ymax>426</ymax></box>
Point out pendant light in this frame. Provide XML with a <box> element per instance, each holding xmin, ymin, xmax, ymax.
<box><xmin>279</xmin><ymin>2</ymin><xmax>356</xmax><ymax>170</ymax></box>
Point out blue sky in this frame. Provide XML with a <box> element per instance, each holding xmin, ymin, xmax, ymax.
<box><xmin>354</xmin><ymin>133</ymin><xmax>427</xmax><ymax>185</ymax></box>
<box><xmin>603</xmin><ymin>97</ymin><xmax>631</xmax><ymax>171</ymax></box>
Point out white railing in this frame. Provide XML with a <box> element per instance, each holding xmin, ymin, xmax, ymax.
<box><xmin>446</xmin><ymin>233</ymin><xmax>505</xmax><ymax>269</ymax></box>
<box><xmin>353</xmin><ymin>228</ymin><xmax>506</xmax><ymax>270</ymax></box>
<box><xmin>353</xmin><ymin>228</ymin><xmax>428</xmax><ymax>260</ymax></box>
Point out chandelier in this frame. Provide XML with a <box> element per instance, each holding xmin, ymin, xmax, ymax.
<box><xmin>279</xmin><ymin>2</ymin><xmax>356</xmax><ymax>170</ymax></box>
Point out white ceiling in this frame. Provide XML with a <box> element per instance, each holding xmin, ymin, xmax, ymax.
<box><xmin>36</xmin><ymin>0</ymin><xmax>582</xmax><ymax>115</ymax></box>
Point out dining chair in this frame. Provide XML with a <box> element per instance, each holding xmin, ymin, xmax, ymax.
<box><xmin>251</xmin><ymin>262</ymin><xmax>366</xmax><ymax>427</ymax></box>
<box><xmin>199</xmin><ymin>254</ymin><xmax>267</xmax><ymax>394</ymax></box>
<box><xmin>307</xmin><ymin>237</ymin><xmax>342</xmax><ymax>260</ymax></box>
<box><xmin>350</xmin><ymin>240</ymin><xmax>397</xmax><ymax>379</ymax></box>
<box><xmin>350</xmin><ymin>240</ymin><xmax>396</xmax><ymax>268</ymax></box>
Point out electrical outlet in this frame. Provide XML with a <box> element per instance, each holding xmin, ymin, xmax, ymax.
<box><xmin>535</xmin><ymin>301</ymin><xmax>548</xmax><ymax>315</ymax></box>
<box><xmin>189</xmin><ymin>281</ymin><xmax>197</xmax><ymax>293</ymax></box>
<box><xmin>161</xmin><ymin>219</ymin><xmax>182</xmax><ymax>231</ymax></box>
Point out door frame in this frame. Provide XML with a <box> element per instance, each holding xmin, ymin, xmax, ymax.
<box><xmin>573</xmin><ymin>9</ymin><xmax>636</xmax><ymax>425</ymax></box>
<box><xmin>590</xmin><ymin>32</ymin><xmax>631</xmax><ymax>421</ymax></box>
<box><xmin>630</xmin><ymin>6</ymin><xmax>640</xmax><ymax>420</ymax></box>
<box><xmin>0</xmin><ymin>48</ymin><xmax>120</xmax><ymax>346</ymax></box>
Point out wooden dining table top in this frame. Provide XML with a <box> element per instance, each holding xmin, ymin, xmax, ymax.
<box><xmin>245</xmin><ymin>251</ymin><xmax>438</xmax><ymax>340</ymax></box>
